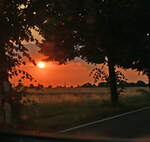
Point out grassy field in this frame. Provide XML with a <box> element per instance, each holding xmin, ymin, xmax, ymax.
<box><xmin>1</xmin><ymin>87</ymin><xmax>150</xmax><ymax>133</ymax></box>
<box><xmin>22</xmin><ymin>87</ymin><xmax>147</xmax><ymax>104</ymax></box>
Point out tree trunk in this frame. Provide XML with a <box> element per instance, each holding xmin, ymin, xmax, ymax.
<box><xmin>108</xmin><ymin>57</ymin><xmax>118</xmax><ymax>105</ymax></box>
<box><xmin>3</xmin><ymin>80</ymin><xmax>12</xmax><ymax>125</ymax></box>
<box><xmin>0</xmin><ymin>46</ymin><xmax>12</xmax><ymax>125</ymax></box>
<box><xmin>0</xmin><ymin>78</ymin><xmax>12</xmax><ymax>125</ymax></box>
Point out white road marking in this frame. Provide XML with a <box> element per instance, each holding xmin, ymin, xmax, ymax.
<box><xmin>59</xmin><ymin>106</ymin><xmax>150</xmax><ymax>133</ymax></box>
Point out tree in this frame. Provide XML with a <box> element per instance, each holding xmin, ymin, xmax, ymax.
<box><xmin>121</xmin><ymin>0</ymin><xmax>150</xmax><ymax>89</ymax></box>
<box><xmin>118</xmin><ymin>80</ymin><xmax>128</xmax><ymax>88</ymax></box>
<box><xmin>0</xmin><ymin>0</ymin><xmax>37</xmax><ymax>124</ymax></box>
<box><xmin>37</xmin><ymin>84</ymin><xmax>44</xmax><ymax>89</ymax></box>
<box><xmin>81</xmin><ymin>82</ymin><xmax>93</xmax><ymax>88</ymax></box>
<box><xmin>98</xmin><ymin>82</ymin><xmax>108</xmax><ymax>87</ymax></box>
<box><xmin>48</xmin><ymin>85</ymin><xmax>52</xmax><ymax>88</ymax></box>
<box><xmin>136</xmin><ymin>80</ymin><xmax>147</xmax><ymax>87</ymax></box>
<box><xmin>29</xmin><ymin>84</ymin><xmax>34</xmax><ymax>88</ymax></box>
<box><xmin>15</xmin><ymin>82</ymin><xmax>24</xmax><ymax>90</ymax></box>
<box><xmin>32</xmin><ymin>0</ymin><xmax>141</xmax><ymax>104</ymax></box>
<box><xmin>127</xmin><ymin>32</ymin><xmax>150</xmax><ymax>88</ymax></box>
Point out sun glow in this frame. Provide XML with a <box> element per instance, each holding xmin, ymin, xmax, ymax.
<box><xmin>38</xmin><ymin>62</ymin><xmax>46</xmax><ymax>68</ymax></box>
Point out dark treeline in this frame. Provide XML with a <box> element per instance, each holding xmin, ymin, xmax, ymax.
<box><xmin>19</xmin><ymin>80</ymin><xmax>147</xmax><ymax>89</ymax></box>
<box><xmin>79</xmin><ymin>80</ymin><xmax>148</xmax><ymax>88</ymax></box>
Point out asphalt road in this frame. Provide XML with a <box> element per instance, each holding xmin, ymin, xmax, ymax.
<box><xmin>63</xmin><ymin>108</ymin><xmax>150</xmax><ymax>139</ymax></box>
<box><xmin>2</xmin><ymin>108</ymin><xmax>150</xmax><ymax>142</ymax></box>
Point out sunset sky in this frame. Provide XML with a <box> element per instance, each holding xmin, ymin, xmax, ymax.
<box><xmin>10</xmin><ymin>29</ymin><xmax>148</xmax><ymax>87</ymax></box>
<box><xmin>10</xmin><ymin>43</ymin><xmax>148</xmax><ymax>88</ymax></box>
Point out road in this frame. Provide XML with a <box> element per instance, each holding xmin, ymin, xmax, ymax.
<box><xmin>2</xmin><ymin>108</ymin><xmax>150</xmax><ymax>142</ymax></box>
<box><xmin>62</xmin><ymin>108</ymin><xmax>150</xmax><ymax>140</ymax></box>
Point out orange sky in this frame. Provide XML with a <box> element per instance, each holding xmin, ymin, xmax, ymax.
<box><xmin>15</xmin><ymin>60</ymin><xmax>147</xmax><ymax>87</ymax></box>
<box><xmin>10</xmin><ymin>29</ymin><xmax>148</xmax><ymax>87</ymax></box>
<box><xmin>10</xmin><ymin>43</ymin><xmax>148</xmax><ymax>87</ymax></box>
<box><xmin>29</xmin><ymin>63</ymin><xmax>148</xmax><ymax>87</ymax></box>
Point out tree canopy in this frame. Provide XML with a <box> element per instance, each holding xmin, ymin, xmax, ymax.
<box><xmin>33</xmin><ymin>0</ymin><xmax>150</xmax><ymax>104</ymax></box>
<box><xmin>0</xmin><ymin>0</ymin><xmax>40</xmax><ymax>124</ymax></box>
<box><xmin>0</xmin><ymin>0</ymin><xmax>37</xmax><ymax>80</ymax></box>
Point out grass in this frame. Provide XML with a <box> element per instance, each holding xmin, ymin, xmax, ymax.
<box><xmin>1</xmin><ymin>87</ymin><xmax>150</xmax><ymax>133</ymax></box>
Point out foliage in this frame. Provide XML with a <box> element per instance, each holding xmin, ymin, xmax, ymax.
<box><xmin>0</xmin><ymin>0</ymin><xmax>38</xmax><ymax>116</ymax></box>
<box><xmin>136</xmin><ymin>81</ymin><xmax>147</xmax><ymax>87</ymax></box>
<box><xmin>32</xmin><ymin>0</ymin><xmax>136</xmax><ymax>65</ymax></box>
<box><xmin>116</xmin><ymin>0</ymin><xmax>150</xmax><ymax>86</ymax></box>
<box><xmin>90</xmin><ymin>64</ymin><xmax>109</xmax><ymax>83</ymax></box>
<box><xmin>37</xmin><ymin>84</ymin><xmax>44</xmax><ymax>89</ymax></box>
<box><xmin>31</xmin><ymin>0</ymin><xmax>149</xmax><ymax>104</ymax></box>
<box><xmin>90</xmin><ymin>67</ymin><xmax>127</xmax><ymax>85</ymax></box>
<box><xmin>0</xmin><ymin>0</ymin><xmax>36</xmax><ymax>72</ymax></box>
<box><xmin>48</xmin><ymin>85</ymin><xmax>52</xmax><ymax>88</ymax></box>
<box><xmin>80</xmin><ymin>83</ymin><xmax>97</xmax><ymax>88</ymax></box>
<box><xmin>90</xmin><ymin>64</ymin><xmax>127</xmax><ymax>94</ymax></box>
<box><xmin>29</xmin><ymin>84</ymin><xmax>35</xmax><ymax>88</ymax></box>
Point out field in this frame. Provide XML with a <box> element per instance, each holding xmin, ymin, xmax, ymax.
<box><xmin>22</xmin><ymin>87</ymin><xmax>148</xmax><ymax>104</ymax></box>
<box><xmin>2</xmin><ymin>87</ymin><xmax>150</xmax><ymax>134</ymax></box>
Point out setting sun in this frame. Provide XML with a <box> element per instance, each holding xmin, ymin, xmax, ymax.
<box><xmin>38</xmin><ymin>62</ymin><xmax>46</xmax><ymax>69</ymax></box>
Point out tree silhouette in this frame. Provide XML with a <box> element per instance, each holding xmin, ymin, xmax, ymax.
<box><xmin>33</xmin><ymin>0</ymin><xmax>143</xmax><ymax>104</ymax></box>
<box><xmin>29</xmin><ymin>84</ymin><xmax>34</xmax><ymax>88</ymax></box>
<box><xmin>37</xmin><ymin>84</ymin><xmax>44</xmax><ymax>89</ymax></box>
<box><xmin>121</xmin><ymin>0</ymin><xmax>150</xmax><ymax>89</ymax></box>
<box><xmin>48</xmin><ymin>85</ymin><xmax>52</xmax><ymax>88</ymax></box>
<box><xmin>0</xmin><ymin>0</ymin><xmax>37</xmax><ymax>123</ymax></box>
<box><xmin>136</xmin><ymin>80</ymin><xmax>147</xmax><ymax>87</ymax></box>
